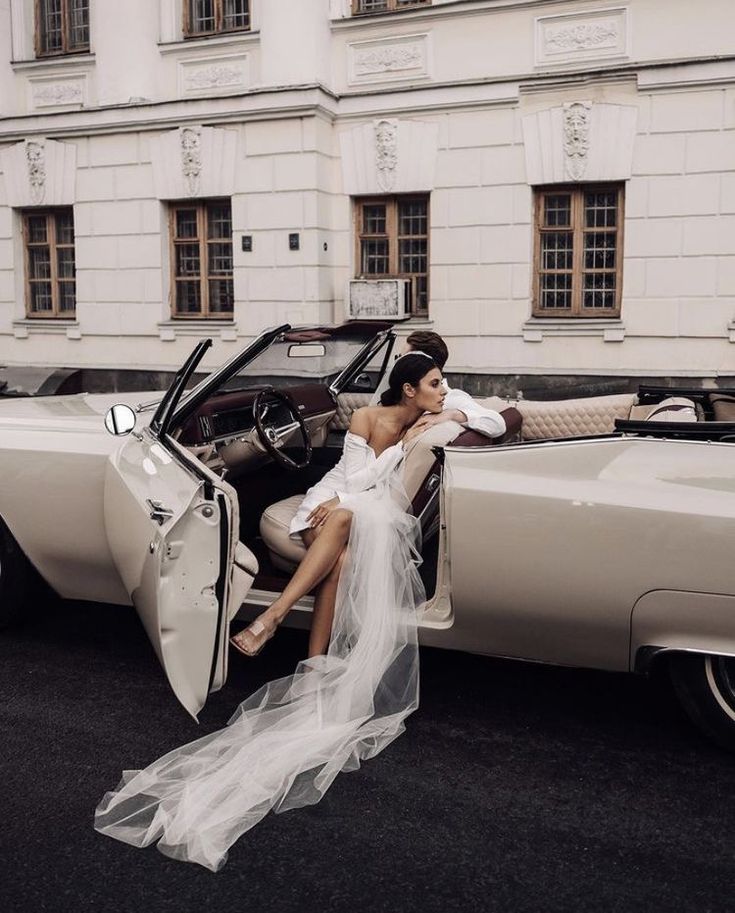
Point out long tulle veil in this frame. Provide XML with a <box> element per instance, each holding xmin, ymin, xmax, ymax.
<box><xmin>94</xmin><ymin>469</ymin><xmax>424</xmax><ymax>871</ymax></box>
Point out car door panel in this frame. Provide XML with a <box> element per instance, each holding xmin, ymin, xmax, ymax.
<box><xmin>105</xmin><ymin>431</ymin><xmax>234</xmax><ymax>718</ymax></box>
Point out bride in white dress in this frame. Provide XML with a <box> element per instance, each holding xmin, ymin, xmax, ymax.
<box><xmin>94</xmin><ymin>353</ymin><xmax>445</xmax><ymax>871</ymax></box>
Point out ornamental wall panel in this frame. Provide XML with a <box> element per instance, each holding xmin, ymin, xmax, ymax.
<box><xmin>178</xmin><ymin>53</ymin><xmax>250</xmax><ymax>96</ymax></box>
<box><xmin>339</xmin><ymin>118</ymin><xmax>439</xmax><ymax>196</ymax></box>
<box><xmin>150</xmin><ymin>125</ymin><xmax>239</xmax><ymax>200</ymax></box>
<box><xmin>521</xmin><ymin>102</ymin><xmax>638</xmax><ymax>185</ymax></box>
<box><xmin>347</xmin><ymin>34</ymin><xmax>430</xmax><ymax>86</ymax></box>
<box><xmin>0</xmin><ymin>138</ymin><xmax>78</xmax><ymax>207</ymax></box>
<box><xmin>28</xmin><ymin>73</ymin><xmax>88</xmax><ymax>110</ymax></box>
<box><xmin>535</xmin><ymin>7</ymin><xmax>629</xmax><ymax>68</ymax></box>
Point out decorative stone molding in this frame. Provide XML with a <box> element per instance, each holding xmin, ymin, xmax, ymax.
<box><xmin>26</xmin><ymin>140</ymin><xmax>46</xmax><ymax>203</ymax></box>
<box><xmin>180</xmin><ymin>126</ymin><xmax>202</xmax><ymax>196</ymax></box>
<box><xmin>521</xmin><ymin>102</ymin><xmax>638</xmax><ymax>186</ymax></box>
<box><xmin>28</xmin><ymin>73</ymin><xmax>87</xmax><ymax>109</ymax></box>
<box><xmin>12</xmin><ymin>319</ymin><xmax>81</xmax><ymax>340</ymax></box>
<box><xmin>158</xmin><ymin>320</ymin><xmax>237</xmax><ymax>342</ymax></box>
<box><xmin>0</xmin><ymin>138</ymin><xmax>77</xmax><ymax>207</ymax></box>
<box><xmin>151</xmin><ymin>125</ymin><xmax>239</xmax><ymax>200</ymax></box>
<box><xmin>374</xmin><ymin>119</ymin><xmax>398</xmax><ymax>192</ymax></box>
<box><xmin>535</xmin><ymin>7</ymin><xmax>628</xmax><ymax>68</ymax></box>
<box><xmin>563</xmin><ymin>101</ymin><xmax>592</xmax><ymax>181</ymax></box>
<box><xmin>522</xmin><ymin>319</ymin><xmax>625</xmax><ymax>343</ymax></box>
<box><xmin>348</xmin><ymin>33</ymin><xmax>430</xmax><ymax>85</ymax></box>
<box><xmin>178</xmin><ymin>53</ymin><xmax>250</xmax><ymax>96</ymax></box>
<box><xmin>340</xmin><ymin>118</ymin><xmax>439</xmax><ymax>196</ymax></box>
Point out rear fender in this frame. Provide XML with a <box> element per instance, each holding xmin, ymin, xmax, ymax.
<box><xmin>630</xmin><ymin>590</ymin><xmax>735</xmax><ymax>672</ymax></box>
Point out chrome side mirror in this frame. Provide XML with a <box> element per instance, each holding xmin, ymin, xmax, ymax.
<box><xmin>104</xmin><ymin>404</ymin><xmax>137</xmax><ymax>436</ymax></box>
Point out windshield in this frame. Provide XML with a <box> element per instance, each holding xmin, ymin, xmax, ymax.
<box><xmin>220</xmin><ymin>324</ymin><xmax>392</xmax><ymax>391</ymax></box>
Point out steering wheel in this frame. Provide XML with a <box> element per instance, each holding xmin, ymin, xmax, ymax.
<box><xmin>253</xmin><ymin>388</ymin><xmax>312</xmax><ymax>471</ymax></box>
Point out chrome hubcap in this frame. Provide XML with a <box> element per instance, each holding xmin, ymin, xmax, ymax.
<box><xmin>705</xmin><ymin>655</ymin><xmax>735</xmax><ymax>721</ymax></box>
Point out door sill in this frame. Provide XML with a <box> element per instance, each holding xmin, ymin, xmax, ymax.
<box><xmin>240</xmin><ymin>587</ymin><xmax>453</xmax><ymax>630</ymax></box>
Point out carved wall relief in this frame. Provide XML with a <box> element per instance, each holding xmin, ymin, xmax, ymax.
<box><xmin>178</xmin><ymin>54</ymin><xmax>249</xmax><ymax>96</ymax></box>
<box><xmin>535</xmin><ymin>7</ymin><xmax>628</xmax><ymax>67</ymax></box>
<box><xmin>32</xmin><ymin>82</ymin><xmax>84</xmax><ymax>107</ymax></box>
<box><xmin>355</xmin><ymin>44</ymin><xmax>422</xmax><ymax>77</ymax></box>
<box><xmin>1</xmin><ymin>138</ymin><xmax>77</xmax><ymax>207</ymax></box>
<box><xmin>547</xmin><ymin>22</ymin><xmax>618</xmax><ymax>53</ymax></box>
<box><xmin>185</xmin><ymin>65</ymin><xmax>241</xmax><ymax>91</ymax></box>
<box><xmin>348</xmin><ymin>34</ymin><xmax>429</xmax><ymax>86</ymax></box>
<box><xmin>374</xmin><ymin>119</ymin><xmax>398</xmax><ymax>192</ymax></box>
<box><xmin>340</xmin><ymin>119</ymin><xmax>439</xmax><ymax>196</ymax></box>
<box><xmin>521</xmin><ymin>102</ymin><xmax>638</xmax><ymax>186</ymax></box>
<box><xmin>151</xmin><ymin>126</ymin><xmax>238</xmax><ymax>201</ymax></box>
<box><xmin>563</xmin><ymin>101</ymin><xmax>592</xmax><ymax>181</ymax></box>
<box><xmin>180</xmin><ymin>127</ymin><xmax>202</xmax><ymax>196</ymax></box>
<box><xmin>25</xmin><ymin>141</ymin><xmax>46</xmax><ymax>204</ymax></box>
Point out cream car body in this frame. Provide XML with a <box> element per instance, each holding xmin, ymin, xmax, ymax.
<box><xmin>1</xmin><ymin>324</ymin><xmax>734</xmax><ymax>747</ymax></box>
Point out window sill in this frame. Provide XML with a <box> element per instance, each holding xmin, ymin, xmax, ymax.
<box><xmin>158</xmin><ymin>32</ymin><xmax>260</xmax><ymax>56</ymax></box>
<box><xmin>13</xmin><ymin>318</ymin><xmax>81</xmax><ymax>340</ymax></box>
<box><xmin>331</xmin><ymin>1</ymin><xmax>526</xmax><ymax>31</ymax></box>
<box><xmin>522</xmin><ymin>318</ymin><xmax>625</xmax><ymax>343</ymax></box>
<box><xmin>11</xmin><ymin>53</ymin><xmax>95</xmax><ymax>72</ymax></box>
<box><xmin>158</xmin><ymin>320</ymin><xmax>238</xmax><ymax>342</ymax></box>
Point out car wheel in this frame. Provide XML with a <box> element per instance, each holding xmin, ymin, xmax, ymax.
<box><xmin>670</xmin><ymin>652</ymin><xmax>735</xmax><ymax>751</ymax></box>
<box><xmin>0</xmin><ymin>520</ymin><xmax>29</xmax><ymax>629</ymax></box>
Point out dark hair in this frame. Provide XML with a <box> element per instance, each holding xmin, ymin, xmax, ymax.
<box><xmin>405</xmin><ymin>330</ymin><xmax>449</xmax><ymax>370</ymax></box>
<box><xmin>380</xmin><ymin>353</ymin><xmax>438</xmax><ymax>407</ymax></box>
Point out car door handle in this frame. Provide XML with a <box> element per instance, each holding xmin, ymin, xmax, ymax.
<box><xmin>146</xmin><ymin>498</ymin><xmax>174</xmax><ymax>525</ymax></box>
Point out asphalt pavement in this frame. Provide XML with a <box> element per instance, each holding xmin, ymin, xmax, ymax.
<box><xmin>1</xmin><ymin>597</ymin><xmax>733</xmax><ymax>913</ymax></box>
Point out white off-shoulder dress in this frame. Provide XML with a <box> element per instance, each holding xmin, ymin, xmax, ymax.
<box><xmin>95</xmin><ymin>425</ymin><xmax>424</xmax><ymax>873</ymax></box>
<box><xmin>289</xmin><ymin>430</ymin><xmax>405</xmax><ymax>538</ymax></box>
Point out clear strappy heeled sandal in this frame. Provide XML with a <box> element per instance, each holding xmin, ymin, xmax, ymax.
<box><xmin>229</xmin><ymin>615</ymin><xmax>277</xmax><ymax>657</ymax></box>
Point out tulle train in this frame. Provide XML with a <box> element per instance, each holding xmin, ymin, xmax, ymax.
<box><xmin>94</xmin><ymin>476</ymin><xmax>424</xmax><ymax>871</ymax></box>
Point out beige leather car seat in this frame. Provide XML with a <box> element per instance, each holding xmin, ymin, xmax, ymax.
<box><xmin>259</xmin><ymin>422</ymin><xmax>468</xmax><ymax>574</ymax></box>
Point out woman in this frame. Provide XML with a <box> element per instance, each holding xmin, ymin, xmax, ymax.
<box><xmin>94</xmin><ymin>353</ymin><xmax>443</xmax><ymax>872</ymax></box>
<box><xmin>230</xmin><ymin>351</ymin><xmax>446</xmax><ymax>658</ymax></box>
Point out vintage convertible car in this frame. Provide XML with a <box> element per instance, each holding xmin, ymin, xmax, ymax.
<box><xmin>1</xmin><ymin>322</ymin><xmax>735</xmax><ymax>750</ymax></box>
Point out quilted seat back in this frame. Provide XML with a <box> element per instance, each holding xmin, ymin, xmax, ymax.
<box><xmin>516</xmin><ymin>393</ymin><xmax>637</xmax><ymax>440</ymax></box>
<box><xmin>328</xmin><ymin>392</ymin><xmax>373</xmax><ymax>431</ymax></box>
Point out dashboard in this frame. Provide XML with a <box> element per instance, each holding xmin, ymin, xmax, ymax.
<box><xmin>177</xmin><ymin>383</ymin><xmax>337</xmax><ymax>449</ymax></box>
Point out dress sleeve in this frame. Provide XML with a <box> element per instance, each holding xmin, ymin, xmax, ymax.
<box><xmin>335</xmin><ymin>433</ymin><xmax>404</xmax><ymax>500</ymax></box>
<box><xmin>443</xmin><ymin>387</ymin><xmax>506</xmax><ymax>439</ymax></box>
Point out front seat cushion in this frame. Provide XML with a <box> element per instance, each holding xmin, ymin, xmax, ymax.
<box><xmin>260</xmin><ymin>494</ymin><xmax>308</xmax><ymax>573</ymax></box>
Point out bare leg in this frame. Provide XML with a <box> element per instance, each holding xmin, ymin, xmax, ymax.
<box><xmin>231</xmin><ymin>509</ymin><xmax>352</xmax><ymax>655</ymax></box>
<box><xmin>307</xmin><ymin>548</ymin><xmax>346</xmax><ymax>658</ymax></box>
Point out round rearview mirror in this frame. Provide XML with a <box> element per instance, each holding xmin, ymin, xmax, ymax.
<box><xmin>104</xmin><ymin>403</ymin><xmax>137</xmax><ymax>436</ymax></box>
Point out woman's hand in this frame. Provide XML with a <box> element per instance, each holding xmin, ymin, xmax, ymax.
<box><xmin>306</xmin><ymin>496</ymin><xmax>340</xmax><ymax>528</ymax></box>
<box><xmin>402</xmin><ymin>410</ymin><xmax>466</xmax><ymax>447</ymax></box>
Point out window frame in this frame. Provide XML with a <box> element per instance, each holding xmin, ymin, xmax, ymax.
<box><xmin>169</xmin><ymin>199</ymin><xmax>235</xmax><ymax>321</ymax></box>
<box><xmin>34</xmin><ymin>0</ymin><xmax>89</xmax><ymax>58</ymax></box>
<box><xmin>532</xmin><ymin>183</ymin><xmax>625</xmax><ymax>319</ymax></box>
<box><xmin>353</xmin><ymin>194</ymin><xmax>430</xmax><ymax>318</ymax></box>
<box><xmin>183</xmin><ymin>0</ymin><xmax>251</xmax><ymax>39</ymax></box>
<box><xmin>351</xmin><ymin>0</ymin><xmax>431</xmax><ymax>16</ymax></box>
<box><xmin>22</xmin><ymin>208</ymin><xmax>77</xmax><ymax>320</ymax></box>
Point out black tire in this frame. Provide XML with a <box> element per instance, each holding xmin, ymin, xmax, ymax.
<box><xmin>0</xmin><ymin>519</ymin><xmax>30</xmax><ymax>630</ymax></box>
<box><xmin>670</xmin><ymin>652</ymin><xmax>735</xmax><ymax>752</ymax></box>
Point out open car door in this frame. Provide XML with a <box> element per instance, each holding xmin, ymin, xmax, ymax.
<box><xmin>103</xmin><ymin>340</ymin><xmax>241</xmax><ymax>719</ymax></box>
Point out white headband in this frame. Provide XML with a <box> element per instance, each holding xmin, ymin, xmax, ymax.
<box><xmin>396</xmin><ymin>350</ymin><xmax>434</xmax><ymax>362</ymax></box>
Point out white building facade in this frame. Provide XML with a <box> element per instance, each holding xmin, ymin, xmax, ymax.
<box><xmin>0</xmin><ymin>0</ymin><xmax>734</xmax><ymax>391</ymax></box>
